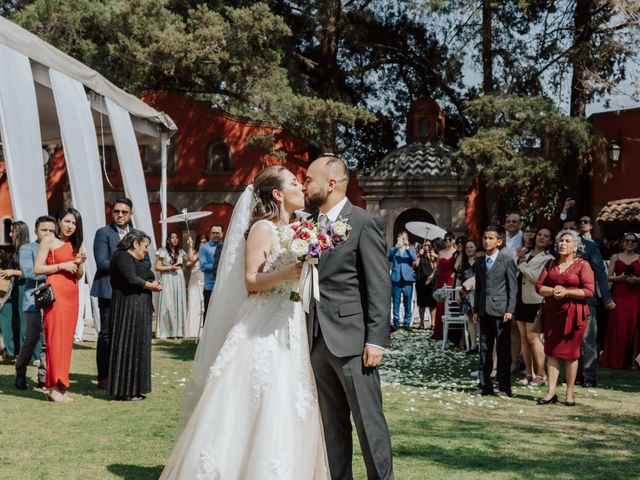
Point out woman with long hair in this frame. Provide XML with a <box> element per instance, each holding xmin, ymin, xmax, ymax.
<box><xmin>155</xmin><ymin>231</ymin><xmax>191</xmax><ymax>338</ymax></box>
<box><xmin>515</xmin><ymin>227</ymin><xmax>554</xmax><ymax>386</ymax></box>
<box><xmin>185</xmin><ymin>234</ymin><xmax>208</xmax><ymax>338</ymax></box>
<box><xmin>413</xmin><ymin>239</ymin><xmax>438</xmax><ymax>329</ymax></box>
<box><xmin>456</xmin><ymin>240</ymin><xmax>479</xmax><ymax>353</ymax></box>
<box><xmin>430</xmin><ymin>232</ymin><xmax>457</xmax><ymax>341</ymax></box>
<box><xmin>535</xmin><ymin>229</ymin><xmax>594</xmax><ymax>406</ymax></box>
<box><xmin>34</xmin><ymin>208</ymin><xmax>86</xmax><ymax>403</ymax></box>
<box><xmin>0</xmin><ymin>221</ymin><xmax>30</xmax><ymax>358</ymax></box>
<box><xmin>160</xmin><ymin>165</ymin><xmax>329</xmax><ymax>478</ymax></box>
<box><xmin>601</xmin><ymin>233</ymin><xmax>640</xmax><ymax>368</ymax></box>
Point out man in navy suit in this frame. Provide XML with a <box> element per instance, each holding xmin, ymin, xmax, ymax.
<box><xmin>91</xmin><ymin>197</ymin><xmax>150</xmax><ymax>389</ymax></box>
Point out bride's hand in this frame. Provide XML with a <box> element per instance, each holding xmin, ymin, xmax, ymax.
<box><xmin>282</xmin><ymin>262</ymin><xmax>304</xmax><ymax>282</ymax></box>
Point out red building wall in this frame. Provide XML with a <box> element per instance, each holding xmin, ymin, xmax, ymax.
<box><xmin>589</xmin><ymin>108</ymin><xmax>640</xmax><ymax>216</ymax></box>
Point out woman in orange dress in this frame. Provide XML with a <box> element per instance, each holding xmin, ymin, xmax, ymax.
<box><xmin>34</xmin><ymin>208</ymin><xmax>86</xmax><ymax>403</ymax></box>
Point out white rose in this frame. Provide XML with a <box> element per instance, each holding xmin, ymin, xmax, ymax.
<box><xmin>332</xmin><ymin>221</ymin><xmax>348</xmax><ymax>237</ymax></box>
<box><xmin>290</xmin><ymin>238</ymin><xmax>309</xmax><ymax>257</ymax></box>
<box><xmin>279</xmin><ymin>226</ymin><xmax>295</xmax><ymax>247</ymax></box>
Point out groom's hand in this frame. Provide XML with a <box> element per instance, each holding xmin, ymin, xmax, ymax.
<box><xmin>363</xmin><ymin>345</ymin><xmax>384</xmax><ymax>368</ymax></box>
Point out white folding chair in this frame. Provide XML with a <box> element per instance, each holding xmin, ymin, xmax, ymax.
<box><xmin>442</xmin><ymin>286</ymin><xmax>469</xmax><ymax>351</ymax></box>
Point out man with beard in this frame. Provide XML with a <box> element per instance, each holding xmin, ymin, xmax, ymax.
<box><xmin>303</xmin><ymin>154</ymin><xmax>394</xmax><ymax>480</ymax></box>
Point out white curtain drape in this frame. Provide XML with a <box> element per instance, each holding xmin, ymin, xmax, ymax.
<box><xmin>105</xmin><ymin>97</ymin><xmax>157</xmax><ymax>262</ymax></box>
<box><xmin>49</xmin><ymin>69</ymin><xmax>105</xmax><ymax>286</ymax></box>
<box><xmin>0</xmin><ymin>45</ymin><xmax>48</xmax><ymax>230</ymax></box>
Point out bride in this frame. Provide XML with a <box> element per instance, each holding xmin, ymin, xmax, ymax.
<box><xmin>160</xmin><ymin>166</ymin><xmax>330</xmax><ymax>479</ymax></box>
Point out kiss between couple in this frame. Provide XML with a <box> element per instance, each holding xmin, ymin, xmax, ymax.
<box><xmin>160</xmin><ymin>156</ymin><xmax>394</xmax><ymax>480</ymax></box>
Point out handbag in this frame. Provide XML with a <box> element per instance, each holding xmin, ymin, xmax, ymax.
<box><xmin>531</xmin><ymin>306</ymin><xmax>544</xmax><ymax>334</ymax></box>
<box><xmin>34</xmin><ymin>282</ymin><xmax>55</xmax><ymax>310</ymax></box>
<box><xmin>0</xmin><ymin>277</ymin><xmax>11</xmax><ymax>296</ymax></box>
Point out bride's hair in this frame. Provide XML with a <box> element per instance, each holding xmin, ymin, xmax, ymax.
<box><xmin>247</xmin><ymin>165</ymin><xmax>287</xmax><ymax>236</ymax></box>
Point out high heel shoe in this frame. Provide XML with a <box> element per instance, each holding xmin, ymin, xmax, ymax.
<box><xmin>564</xmin><ymin>400</ymin><xmax>576</xmax><ymax>406</ymax></box>
<box><xmin>536</xmin><ymin>394</ymin><xmax>557</xmax><ymax>405</ymax></box>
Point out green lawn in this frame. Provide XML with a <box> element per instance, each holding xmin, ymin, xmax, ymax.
<box><xmin>0</xmin><ymin>330</ymin><xmax>638</xmax><ymax>479</ymax></box>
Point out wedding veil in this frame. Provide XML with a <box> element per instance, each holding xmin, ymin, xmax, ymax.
<box><xmin>177</xmin><ymin>185</ymin><xmax>255</xmax><ymax>433</ymax></box>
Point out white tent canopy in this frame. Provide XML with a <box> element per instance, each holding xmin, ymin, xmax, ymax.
<box><xmin>0</xmin><ymin>15</ymin><xmax>177</xmax><ymax>291</ymax></box>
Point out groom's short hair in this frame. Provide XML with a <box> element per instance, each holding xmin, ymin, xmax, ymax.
<box><xmin>317</xmin><ymin>153</ymin><xmax>349</xmax><ymax>184</ymax></box>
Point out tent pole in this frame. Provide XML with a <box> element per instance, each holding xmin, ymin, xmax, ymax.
<box><xmin>160</xmin><ymin>132</ymin><xmax>168</xmax><ymax>246</ymax></box>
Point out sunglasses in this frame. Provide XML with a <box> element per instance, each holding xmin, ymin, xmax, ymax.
<box><xmin>445</xmin><ymin>237</ymin><xmax>454</xmax><ymax>241</ymax></box>
<box><xmin>579</xmin><ymin>219</ymin><xmax>591</xmax><ymax>224</ymax></box>
<box><xmin>624</xmin><ymin>238</ymin><xmax>637</xmax><ymax>243</ymax></box>
<box><xmin>113</xmin><ymin>209</ymin><xmax>131</xmax><ymax>215</ymax></box>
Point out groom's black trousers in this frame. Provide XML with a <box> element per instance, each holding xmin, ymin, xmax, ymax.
<box><xmin>311</xmin><ymin>332</ymin><xmax>394</xmax><ymax>480</ymax></box>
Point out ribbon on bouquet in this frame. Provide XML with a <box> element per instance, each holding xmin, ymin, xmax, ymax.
<box><xmin>299</xmin><ymin>258</ymin><xmax>320</xmax><ymax>313</ymax></box>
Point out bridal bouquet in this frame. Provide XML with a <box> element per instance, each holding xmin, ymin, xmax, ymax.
<box><xmin>279</xmin><ymin>217</ymin><xmax>351</xmax><ymax>309</ymax></box>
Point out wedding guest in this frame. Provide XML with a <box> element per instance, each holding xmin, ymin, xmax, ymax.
<box><xmin>199</xmin><ymin>224</ymin><xmax>224</xmax><ymax>319</ymax></box>
<box><xmin>430</xmin><ymin>233</ymin><xmax>457</xmax><ymax>340</ymax></box>
<box><xmin>473</xmin><ymin>225</ymin><xmax>517</xmax><ymax>397</ymax></box>
<box><xmin>156</xmin><ymin>232</ymin><xmax>189</xmax><ymax>338</ymax></box>
<box><xmin>91</xmin><ymin>197</ymin><xmax>150</xmax><ymax>389</ymax></box>
<box><xmin>34</xmin><ymin>208</ymin><xmax>86</xmax><ymax>403</ymax></box>
<box><xmin>108</xmin><ymin>231</ymin><xmax>162</xmax><ymax>400</ymax></box>
<box><xmin>456</xmin><ymin>240</ymin><xmax>479</xmax><ymax>354</ymax></box>
<box><xmin>185</xmin><ymin>234</ymin><xmax>207</xmax><ymax>337</ymax></box>
<box><xmin>0</xmin><ymin>221</ymin><xmax>30</xmax><ymax>358</ymax></box>
<box><xmin>601</xmin><ymin>233</ymin><xmax>640</xmax><ymax>368</ymax></box>
<box><xmin>515</xmin><ymin>227</ymin><xmax>555</xmax><ymax>387</ymax></box>
<box><xmin>388</xmin><ymin>231</ymin><xmax>416</xmax><ymax>331</ymax></box>
<box><xmin>504</xmin><ymin>213</ymin><xmax>524</xmax><ymax>259</ymax></box>
<box><xmin>535</xmin><ymin>229</ymin><xmax>594</xmax><ymax>406</ymax></box>
<box><xmin>413</xmin><ymin>239</ymin><xmax>438</xmax><ymax>329</ymax></box>
<box><xmin>14</xmin><ymin>216</ymin><xmax>55</xmax><ymax>390</ymax></box>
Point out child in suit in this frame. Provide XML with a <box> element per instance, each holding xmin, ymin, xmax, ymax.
<box><xmin>473</xmin><ymin>225</ymin><xmax>518</xmax><ymax>397</ymax></box>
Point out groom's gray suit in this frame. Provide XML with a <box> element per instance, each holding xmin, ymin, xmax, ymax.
<box><xmin>309</xmin><ymin>199</ymin><xmax>394</xmax><ymax>480</ymax></box>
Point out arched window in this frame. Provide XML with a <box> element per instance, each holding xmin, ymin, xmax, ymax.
<box><xmin>205</xmin><ymin>140</ymin><xmax>232</xmax><ymax>173</ymax></box>
<box><xmin>0</xmin><ymin>217</ymin><xmax>13</xmax><ymax>246</ymax></box>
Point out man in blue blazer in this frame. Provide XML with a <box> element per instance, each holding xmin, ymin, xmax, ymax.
<box><xmin>388</xmin><ymin>232</ymin><xmax>417</xmax><ymax>331</ymax></box>
<box><xmin>91</xmin><ymin>197</ymin><xmax>150</xmax><ymax>389</ymax></box>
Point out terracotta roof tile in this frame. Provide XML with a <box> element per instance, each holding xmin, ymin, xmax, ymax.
<box><xmin>596</xmin><ymin>197</ymin><xmax>640</xmax><ymax>223</ymax></box>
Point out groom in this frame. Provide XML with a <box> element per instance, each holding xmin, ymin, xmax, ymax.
<box><xmin>303</xmin><ymin>154</ymin><xmax>394</xmax><ymax>480</ymax></box>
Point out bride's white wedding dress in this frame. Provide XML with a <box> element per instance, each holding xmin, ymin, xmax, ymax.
<box><xmin>160</xmin><ymin>220</ymin><xmax>330</xmax><ymax>479</ymax></box>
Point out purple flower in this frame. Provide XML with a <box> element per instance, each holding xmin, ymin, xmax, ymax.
<box><xmin>308</xmin><ymin>243</ymin><xmax>322</xmax><ymax>257</ymax></box>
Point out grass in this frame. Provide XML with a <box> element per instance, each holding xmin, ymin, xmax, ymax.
<box><xmin>0</xmin><ymin>330</ymin><xmax>638</xmax><ymax>479</ymax></box>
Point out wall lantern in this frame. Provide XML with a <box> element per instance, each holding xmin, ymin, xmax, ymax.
<box><xmin>608</xmin><ymin>140</ymin><xmax>621</xmax><ymax>167</ymax></box>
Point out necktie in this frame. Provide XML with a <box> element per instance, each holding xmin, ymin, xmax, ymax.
<box><xmin>318</xmin><ymin>214</ymin><xmax>328</xmax><ymax>227</ymax></box>
<box><xmin>485</xmin><ymin>256</ymin><xmax>493</xmax><ymax>271</ymax></box>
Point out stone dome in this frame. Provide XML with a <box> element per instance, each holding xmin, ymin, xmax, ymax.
<box><xmin>370</xmin><ymin>141</ymin><xmax>455</xmax><ymax>177</ymax></box>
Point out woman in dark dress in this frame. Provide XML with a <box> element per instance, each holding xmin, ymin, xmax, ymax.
<box><xmin>108</xmin><ymin>231</ymin><xmax>162</xmax><ymax>400</ymax></box>
<box><xmin>535</xmin><ymin>229</ymin><xmax>594</xmax><ymax>407</ymax></box>
<box><xmin>413</xmin><ymin>239</ymin><xmax>438</xmax><ymax>329</ymax></box>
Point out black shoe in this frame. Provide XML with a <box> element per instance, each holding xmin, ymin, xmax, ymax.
<box><xmin>472</xmin><ymin>388</ymin><xmax>493</xmax><ymax>396</ymax></box>
<box><xmin>14</xmin><ymin>373</ymin><xmax>27</xmax><ymax>390</ymax></box>
<box><xmin>583</xmin><ymin>380</ymin><xmax>597</xmax><ymax>388</ymax></box>
<box><xmin>536</xmin><ymin>394</ymin><xmax>558</xmax><ymax>405</ymax></box>
<box><xmin>466</xmin><ymin>346</ymin><xmax>479</xmax><ymax>355</ymax></box>
<box><xmin>403</xmin><ymin>326</ymin><xmax>411</xmax><ymax>332</ymax></box>
<box><xmin>36</xmin><ymin>381</ymin><xmax>46</xmax><ymax>388</ymax></box>
<box><xmin>564</xmin><ymin>400</ymin><xmax>576</xmax><ymax>406</ymax></box>
<box><xmin>390</xmin><ymin>326</ymin><xmax>399</xmax><ymax>333</ymax></box>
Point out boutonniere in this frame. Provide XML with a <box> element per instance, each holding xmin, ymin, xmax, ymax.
<box><xmin>325</xmin><ymin>217</ymin><xmax>351</xmax><ymax>247</ymax></box>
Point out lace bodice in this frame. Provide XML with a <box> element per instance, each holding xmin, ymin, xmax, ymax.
<box><xmin>253</xmin><ymin>221</ymin><xmax>297</xmax><ymax>296</ymax></box>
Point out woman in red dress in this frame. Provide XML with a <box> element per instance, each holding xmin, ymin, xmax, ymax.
<box><xmin>35</xmin><ymin>208</ymin><xmax>85</xmax><ymax>403</ymax></box>
<box><xmin>429</xmin><ymin>234</ymin><xmax>456</xmax><ymax>341</ymax></box>
<box><xmin>601</xmin><ymin>233</ymin><xmax>640</xmax><ymax>368</ymax></box>
<box><xmin>535</xmin><ymin>229</ymin><xmax>594</xmax><ymax>407</ymax></box>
